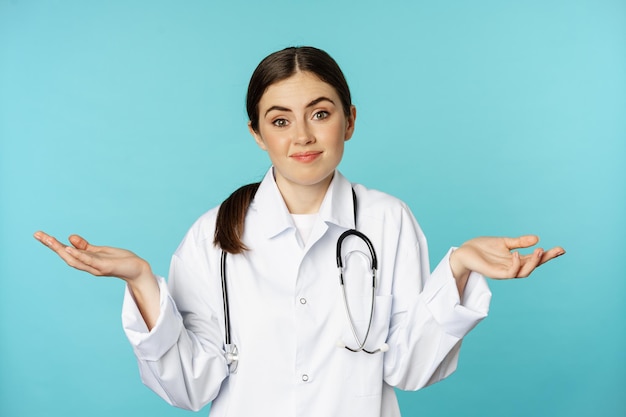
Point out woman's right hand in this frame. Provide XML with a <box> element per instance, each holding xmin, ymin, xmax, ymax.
<box><xmin>33</xmin><ymin>231</ymin><xmax>151</xmax><ymax>282</ymax></box>
<box><xmin>33</xmin><ymin>231</ymin><xmax>161</xmax><ymax>328</ymax></box>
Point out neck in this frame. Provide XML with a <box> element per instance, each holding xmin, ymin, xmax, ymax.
<box><xmin>274</xmin><ymin>173</ymin><xmax>334</xmax><ymax>214</ymax></box>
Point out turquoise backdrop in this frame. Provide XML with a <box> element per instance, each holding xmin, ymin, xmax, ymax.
<box><xmin>1</xmin><ymin>1</ymin><xmax>624</xmax><ymax>416</ymax></box>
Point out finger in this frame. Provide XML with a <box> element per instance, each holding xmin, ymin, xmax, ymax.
<box><xmin>65</xmin><ymin>246</ymin><xmax>106</xmax><ymax>276</ymax></box>
<box><xmin>34</xmin><ymin>232</ymin><xmax>104</xmax><ymax>275</ymax></box>
<box><xmin>503</xmin><ymin>235</ymin><xmax>539</xmax><ymax>250</ymax></box>
<box><xmin>34</xmin><ymin>231</ymin><xmax>54</xmax><ymax>246</ymax></box>
<box><xmin>69</xmin><ymin>234</ymin><xmax>91</xmax><ymax>251</ymax></box>
<box><xmin>43</xmin><ymin>240</ymin><xmax>100</xmax><ymax>274</ymax></box>
<box><xmin>504</xmin><ymin>251</ymin><xmax>522</xmax><ymax>278</ymax></box>
<box><xmin>34</xmin><ymin>231</ymin><xmax>50</xmax><ymax>246</ymax></box>
<box><xmin>34</xmin><ymin>232</ymin><xmax>68</xmax><ymax>254</ymax></box>
<box><xmin>538</xmin><ymin>246</ymin><xmax>566</xmax><ymax>266</ymax></box>
<box><xmin>516</xmin><ymin>248</ymin><xmax>544</xmax><ymax>278</ymax></box>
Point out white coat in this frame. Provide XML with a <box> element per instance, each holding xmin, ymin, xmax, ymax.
<box><xmin>122</xmin><ymin>168</ymin><xmax>492</xmax><ymax>417</ymax></box>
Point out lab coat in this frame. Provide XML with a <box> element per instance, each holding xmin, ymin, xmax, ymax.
<box><xmin>122</xmin><ymin>169</ymin><xmax>491</xmax><ymax>417</ymax></box>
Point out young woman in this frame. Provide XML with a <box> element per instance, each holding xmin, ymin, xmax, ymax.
<box><xmin>34</xmin><ymin>46</ymin><xmax>564</xmax><ymax>417</ymax></box>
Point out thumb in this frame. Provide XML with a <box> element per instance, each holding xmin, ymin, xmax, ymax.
<box><xmin>504</xmin><ymin>235</ymin><xmax>539</xmax><ymax>250</ymax></box>
<box><xmin>69</xmin><ymin>234</ymin><xmax>90</xmax><ymax>250</ymax></box>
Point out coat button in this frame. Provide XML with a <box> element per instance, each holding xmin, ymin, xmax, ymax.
<box><xmin>302</xmin><ymin>374</ymin><xmax>309</xmax><ymax>382</ymax></box>
<box><xmin>299</xmin><ymin>298</ymin><xmax>307</xmax><ymax>305</ymax></box>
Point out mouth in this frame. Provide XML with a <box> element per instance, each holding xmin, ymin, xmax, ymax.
<box><xmin>290</xmin><ymin>151</ymin><xmax>322</xmax><ymax>163</ymax></box>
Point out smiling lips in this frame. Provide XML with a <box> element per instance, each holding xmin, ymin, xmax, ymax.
<box><xmin>290</xmin><ymin>151</ymin><xmax>322</xmax><ymax>163</ymax></box>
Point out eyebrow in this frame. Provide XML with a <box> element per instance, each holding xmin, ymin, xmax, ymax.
<box><xmin>264</xmin><ymin>96</ymin><xmax>336</xmax><ymax>117</ymax></box>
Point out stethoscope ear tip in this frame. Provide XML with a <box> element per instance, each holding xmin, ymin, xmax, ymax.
<box><xmin>336</xmin><ymin>340</ymin><xmax>346</xmax><ymax>348</ymax></box>
<box><xmin>380</xmin><ymin>343</ymin><xmax>389</xmax><ymax>353</ymax></box>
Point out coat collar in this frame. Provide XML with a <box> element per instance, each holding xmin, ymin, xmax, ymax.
<box><xmin>249</xmin><ymin>167</ymin><xmax>356</xmax><ymax>239</ymax></box>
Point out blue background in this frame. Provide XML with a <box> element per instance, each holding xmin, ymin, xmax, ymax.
<box><xmin>1</xmin><ymin>1</ymin><xmax>624</xmax><ymax>416</ymax></box>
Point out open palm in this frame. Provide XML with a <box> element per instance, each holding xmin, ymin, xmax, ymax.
<box><xmin>33</xmin><ymin>231</ymin><xmax>149</xmax><ymax>282</ymax></box>
<box><xmin>455</xmin><ymin>235</ymin><xmax>565</xmax><ymax>280</ymax></box>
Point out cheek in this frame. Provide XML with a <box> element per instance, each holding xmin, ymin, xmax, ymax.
<box><xmin>259</xmin><ymin>133</ymin><xmax>289</xmax><ymax>154</ymax></box>
<box><xmin>255</xmin><ymin>127</ymin><xmax>277</xmax><ymax>149</ymax></box>
<box><xmin>332</xmin><ymin>124</ymin><xmax>350</xmax><ymax>145</ymax></box>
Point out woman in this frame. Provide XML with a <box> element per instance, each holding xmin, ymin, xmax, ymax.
<box><xmin>34</xmin><ymin>46</ymin><xmax>564</xmax><ymax>416</ymax></box>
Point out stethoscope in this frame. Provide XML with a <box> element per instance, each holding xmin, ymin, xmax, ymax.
<box><xmin>220</xmin><ymin>189</ymin><xmax>386</xmax><ymax>374</ymax></box>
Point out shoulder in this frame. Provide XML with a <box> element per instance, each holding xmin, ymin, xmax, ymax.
<box><xmin>350</xmin><ymin>181</ymin><xmax>426</xmax><ymax>241</ymax></box>
<box><xmin>174</xmin><ymin>206</ymin><xmax>221</xmax><ymax>256</ymax></box>
<box><xmin>351</xmin><ymin>183</ymin><xmax>414</xmax><ymax>219</ymax></box>
<box><xmin>349</xmin><ymin>182</ymin><xmax>428</xmax><ymax>268</ymax></box>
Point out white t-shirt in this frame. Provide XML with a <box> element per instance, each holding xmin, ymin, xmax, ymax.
<box><xmin>291</xmin><ymin>213</ymin><xmax>317</xmax><ymax>247</ymax></box>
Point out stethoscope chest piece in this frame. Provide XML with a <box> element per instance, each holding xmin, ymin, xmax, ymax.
<box><xmin>225</xmin><ymin>343</ymin><xmax>239</xmax><ymax>374</ymax></box>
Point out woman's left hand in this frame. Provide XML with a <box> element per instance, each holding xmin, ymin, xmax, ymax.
<box><xmin>449</xmin><ymin>235</ymin><xmax>565</xmax><ymax>295</ymax></box>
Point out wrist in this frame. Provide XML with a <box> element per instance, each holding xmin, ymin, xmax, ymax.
<box><xmin>450</xmin><ymin>248</ymin><xmax>470</xmax><ymax>296</ymax></box>
<box><xmin>127</xmin><ymin>264</ymin><xmax>158</xmax><ymax>298</ymax></box>
<box><xmin>126</xmin><ymin>268</ymin><xmax>161</xmax><ymax>331</ymax></box>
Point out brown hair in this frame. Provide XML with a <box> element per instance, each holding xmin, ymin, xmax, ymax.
<box><xmin>214</xmin><ymin>46</ymin><xmax>352</xmax><ymax>254</ymax></box>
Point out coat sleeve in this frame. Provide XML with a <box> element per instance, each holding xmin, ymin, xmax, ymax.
<box><xmin>382</xmin><ymin>206</ymin><xmax>492</xmax><ymax>390</ymax></box>
<box><xmin>121</xmin><ymin>220</ymin><xmax>229</xmax><ymax>411</ymax></box>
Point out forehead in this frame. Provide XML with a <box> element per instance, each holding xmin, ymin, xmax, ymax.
<box><xmin>259</xmin><ymin>71</ymin><xmax>339</xmax><ymax>108</ymax></box>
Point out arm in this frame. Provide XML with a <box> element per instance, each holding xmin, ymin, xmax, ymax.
<box><xmin>122</xmin><ymin>220</ymin><xmax>230</xmax><ymax>410</ymax></box>
<box><xmin>384</xmin><ymin>232</ymin><xmax>565</xmax><ymax>390</ymax></box>
<box><xmin>34</xmin><ymin>229</ymin><xmax>229</xmax><ymax>410</ymax></box>
<box><xmin>382</xmin><ymin>208</ymin><xmax>492</xmax><ymax>390</ymax></box>
<box><xmin>122</xmin><ymin>266</ymin><xmax>229</xmax><ymax>410</ymax></box>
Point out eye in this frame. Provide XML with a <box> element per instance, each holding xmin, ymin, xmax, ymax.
<box><xmin>272</xmin><ymin>118</ymin><xmax>289</xmax><ymax>127</ymax></box>
<box><xmin>313</xmin><ymin>111</ymin><xmax>329</xmax><ymax>120</ymax></box>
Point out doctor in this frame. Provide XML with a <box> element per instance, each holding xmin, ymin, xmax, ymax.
<box><xmin>34</xmin><ymin>46</ymin><xmax>564</xmax><ymax>417</ymax></box>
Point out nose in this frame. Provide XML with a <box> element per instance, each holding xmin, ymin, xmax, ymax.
<box><xmin>293</xmin><ymin>120</ymin><xmax>315</xmax><ymax>145</ymax></box>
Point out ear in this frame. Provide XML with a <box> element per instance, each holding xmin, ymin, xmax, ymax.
<box><xmin>248</xmin><ymin>122</ymin><xmax>267</xmax><ymax>151</ymax></box>
<box><xmin>344</xmin><ymin>105</ymin><xmax>357</xmax><ymax>142</ymax></box>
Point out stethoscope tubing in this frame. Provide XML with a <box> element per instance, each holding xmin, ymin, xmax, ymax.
<box><xmin>221</xmin><ymin>251</ymin><xmax>240</xmax><ymax>373</ymax></box>
<box><xmin>337</xmin><ymin>228</ymin><xmax>379</xmax><ymax>354</ymax></box>
<box><xmin>220</xmin><ymin>250</ymin><xmax>232</xmax><ymax>346</ymax></box>
<box><xmin>336</xmin><ymin>229</ymin><xmax>378</xmax><ymax>279</ymax></box>
<box><xmin>220</xmin><ymin>188</ymin><xmax>384</xmax><ymax>373</ymax></box>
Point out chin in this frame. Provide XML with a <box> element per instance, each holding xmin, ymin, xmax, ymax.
<box><xmin>285</xmin><ymin>171</ymin><xmax>335</xmax><ymax>188</ymax></box>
